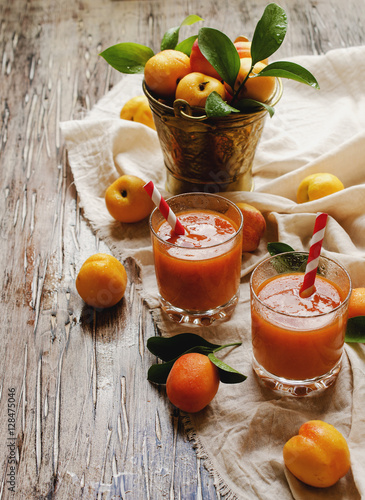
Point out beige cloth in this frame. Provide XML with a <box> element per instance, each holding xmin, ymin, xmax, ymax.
<box><xmin>60</xmin><ymin>46</ymin><xmax>365</xmax><ymax>499</ymax></box>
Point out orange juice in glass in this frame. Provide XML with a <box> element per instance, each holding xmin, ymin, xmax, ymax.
<box><xmin>150</xmin><ymin>192</ymin><xmax>243</xmax><ymax>326</ymax></box>
<box><xmin>250</xmin><ymin>252</ymin><xmax>351</xmax><ymax>396</ymax></box>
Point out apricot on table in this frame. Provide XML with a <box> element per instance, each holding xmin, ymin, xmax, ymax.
<box><xmin>236</xmin><ymin>202</ymin><xmax>266</xmax><ymax>252</ymax></box>
<box><xmin>76</xmin><ymin>253</ymin><xmax>127</xmax><ymax>309</ymax></box>
<box><xmin>166</xmin><ymin>353</ymin><xmax>220</xmax><ymax>413</ymax></box>
<box><xmin>283</xmin><ymin>420</ymin><xmax>351</xmax><ymax>488</ymax></box>
<box><xmin>144</xmin><ymin>49</ymin><xmax>191</xmax><ymax>98</ymax></box>
<box><xmin>105</xmin><ymin>174</ymin><xmax>154</xmax><ymax>223</ymax></box>
<box><xmin>120</xmin><ymin>95</ymin><xmax>156</xmax><ymax>130</ymax></box>
<box><xmin>297</xmin><ymin>173</ymin><xmax>344</xmax><ymax>203</ymax></box>
<box><xmin>175</xmin><ymin>72</ymin><xmax>226</xmax><ymax>108</ymax></box>
<box><xmin>348</xmin><ymin>287</ymin><xmax>365</xmax><ymax>318</ymax></box>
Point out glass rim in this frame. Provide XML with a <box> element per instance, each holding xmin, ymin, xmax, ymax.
<box><xmin>149</xmin><ymin>192</ymin><xmax>243</xmax><ymax>250</ymax></box>
<box><xmin>250</xmin><ymin>251</ymin><xmax>352</xmax><ymax>319</ymax></box>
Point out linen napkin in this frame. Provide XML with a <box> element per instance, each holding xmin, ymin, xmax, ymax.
<box><xmin>60</xmin><ymin>46</ymin><xmax>365</xmax><ymax>500</ymax></box>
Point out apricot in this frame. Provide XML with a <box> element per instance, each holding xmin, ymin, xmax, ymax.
<box><xmin>297</xmin><ymin>173</ymin><xmax>344</xmax><ymax>203</ymax></box>
<box><xmin>348</xmin><ymin>287</ymin><xmax>365</xmax><ymax>318</ymax></box>
<box><xmin>226</xmin><ymin>58</ymin><xmax>276</xmax><ymax>103</ymax></box>
<box><xmin>166</xmin><ymin>353</ymin><xmax>220</xmax><ymax>413</ymax></box>
<box><xmin>175</xmin><ymin>72</ymin><xmax>226</xmax><ymax>108</ymax></box>
<box><xmin>233</xmin><ymin>36</ymin><xmax>269</xmax><ymax>64</ymax></box>
<box><xmin>120</xmin><ymin>95</ymin><xmax>156</xmax><ymax>130</ymax></box>
<box><xmin>283</xmin><ymin>420</ymin><xmax>351</xmax><ymax>488</ymax></box>
<box><xmin>189</xmin><ymin>38</ymin><xmax>221</xmax><ymax>80</ymax></box>
<box><xmin>144</xmin><ymin>49</ymin><xmax>191</xmax><ymax>98</ymax></box>
<box><xmin>76</xmin><ymin>253</ymin><xmax>127</xmax><ymax>309</ymax></box>
<box><xmin>105</xmin><ymin>175</ymin><xmax>154</xmax><ymax>223</ymax></box>
<box><xmin>236</xmin><ymin>202</ymin><xmax>266</xmax><ymax>252</ymax></box>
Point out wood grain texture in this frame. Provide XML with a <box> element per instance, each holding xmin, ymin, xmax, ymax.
<box><xmin>0</xmin><ymin>0</ymin><xmax>364</xmax><ymax>498</ymax></box>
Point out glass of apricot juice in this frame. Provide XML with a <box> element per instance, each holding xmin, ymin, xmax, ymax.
<box><xmin>250</xmin><ymin>252</ymin><xmax>352</xmax><ymax>396</ymax></box>
<box><xmin>150</xmin><ymin>192</ymin><xmax>243</xmax><ymax>326</ymax></box>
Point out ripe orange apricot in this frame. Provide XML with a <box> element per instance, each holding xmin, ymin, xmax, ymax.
<box><xmin>297</xmin><ymin>173</ymin><xmax>344</xmax><ymax>203</ymax></box>
<box><xmin>226</xmin><ymin>58</ymin><xmax>276</xmax><ymax>103</ymax></box>
<box><xmin>105</xmin><ymin>175</ymin><xmax>154</xmax><ymax>223</ymax></box>
<box><xmin>144</xmin><ymin>50</ymin><xmax>191</xmax><ymax>98</ymax></box>
<box><xmin>120</xmin><ymin>95</ymin><xmax>156</xmax><ymax>130</ymax></box>
<box><xmin>283</xmin><ymin>420</ymin><xmax>351</xmax><ymax>488</ymax></box>
<box><xmin>236</xmin><ymin>202</ymin><xmax>266</xmax><ymax>252</ymax></box>
<box><xmin>175</xmin><ymin>72</ymin><xmax>226</xmax><ymax>108</ymax></box>
<box><xmin>166</xmin><ymin>353</ymin><xmax>220</xmax><ymax>413</ymax></box>
<box><xmin>189</xmin><ymin>38</ymin><xmax>221</xmax><ymax>80</ymax></box>
<box><xmin>233</xmin><ymin>36</ymin><xmax>269</xmax><ymax>64</ymax></box>
<box><xmin>348</xmin><ymin>287</ymin><xmax>365</xmax><ymax>318</ymax></box>
<box><xmin>76</xmin><ymin>253</ymin><xmax>127</xmax><ymax>309</ymax></box>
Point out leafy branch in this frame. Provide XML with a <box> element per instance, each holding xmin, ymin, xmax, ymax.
<box><xmin>147</xmin><ymin>333</ymin><xmax>247</xmax><ymax>384</ymax></box>
<box><xmin>99</xmin><ymin>3</ymin><xmax>319</xmax><ymax>118</ymax></box>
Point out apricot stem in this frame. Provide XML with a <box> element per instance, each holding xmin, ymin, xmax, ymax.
<box><xmin>231</xmin><ymin>63</ymin><xmax>254</xmax><ymax>105</ymax></box>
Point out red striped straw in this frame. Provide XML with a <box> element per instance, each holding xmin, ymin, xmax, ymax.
<box><xmin>144</xmin><ymin>181</ymin><xmax>185</xmax><ymax>235</ymax></box>
<box><xmin>300</xmin><ymin>212</ymin><xmax>328</xmax><ymax>298</ymax></box>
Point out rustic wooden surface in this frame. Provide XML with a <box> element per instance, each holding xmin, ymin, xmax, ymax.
<box><xmin>0</xmin><ymin>0</ymin><xmax>364</xmax><ymax>498</ymax></box>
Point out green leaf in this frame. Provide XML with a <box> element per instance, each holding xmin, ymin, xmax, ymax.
<box><xmin>99</xmin><ymin>43</ymin><xmax>154</xmax><ymax>74</ymax></box>
<box><xmin>205</xmin><ymin>91</ymin><xmax>240</xmax><ymax>118</ymax></box>
<box><xmin>266</xmin><ymin>246</ymin><xmax>308</xmax><ymax>273</ymax></box>
<box><xmin>208</xmin><ymin>352</ymin><xmax>247</xmax><ymax>384</ymax></box>
<box><xmin>175</xmin><ymin>35</ymin><xmax>198</xmax><ymax>56</ymax></box>
<box><xmin>234</xmin><ymin>98</ymin><xmax>275</xmax><ymax>118</ymax></box>
<box><xmin>267</xmin><ymin>242</ymin><xmax>295</xmax><ymax>256</ymax></box>
<box><xmin>147</xmin><ymin>333</ymin><xmax>221</xmax><ymax>362</ymax></box>
<box><xmin>180</xmin><ymin>14</ymin><xmax>204</xmax><ymax>27</ymax></box>
<box><xmin>198</xmin><ymin>27</ymin><xmax>241</xmax><ymax>89</ymax></box>
<box><xmin>345</xmin><ymin>317</ymin><xmax>365</xmax><ymax>342</ymax></box>
<box><xmin>147</xmin><ymin>334</ymin><xmax>245</xmax><ymax>384</ymax></box>
<box><xmin>148</xmin><ymin>359</ymin><xmax>175</xmax><ymax>384</ymax></box>
<box><xmin>161</xmin><ymin>27</ymin><xmax>180</xmax><ymax>51</ymax></box>
<box><xmin>161</xmin><ymin>15</ymin><xmax>203</xmax><ymax>51</ymax></box>
<box><xmin>251</xmin><ymin>3</ymin><xmax>287</xmax><ymax>66</ymax></box>
<box><xmin>147</xmin><ymin>345</ymin><xmax>219</xmax><ymax>384</ymax></box>
<box><xmin>258</xmin><ymin>61</ymin><xmax>320</xmax><ymax>89</ymax></box>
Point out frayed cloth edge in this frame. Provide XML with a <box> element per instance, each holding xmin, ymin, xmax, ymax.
<box><xmin>181</xmin><ymin>413</ymin><xmax>240</xmax><ymax>500</ymax></box>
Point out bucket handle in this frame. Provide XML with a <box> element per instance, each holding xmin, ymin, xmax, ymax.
<box><xmin>173</xmin><ymin>99</ymin><xmax>208</xmax><ymax>122</ymax></box>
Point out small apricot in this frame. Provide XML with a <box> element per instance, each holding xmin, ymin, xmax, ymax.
<box><xmin>283</xmin><ymin>420</ymin><xmax>351</xmax><ymax>488</ymax></box>
<box><xmin>297</xmin><ymin>173</ymin><xmax>344</xmax><ymax>203</ymax></box>
<box><xmin>236</xmin><ymin>202</ymin><xmax>266</xmax><ymax>252</ymax></box>
<box><xmin>76</xmin><ymin>253</ymin><xmax>127</xmax><ymax>309</ymax></box>
<box><xmin>120</xmin><ymin>95</ymin><xmax>156</xmax><ymax>130</ymax></box>
<box><xmin>175</xmin><ymin>72</ymin><xmax>226</xmax><ymax>108</ymax></box>
<box><xmin>348</xmin><ymin>287</ymin><xmax>365</xmax><ymax>318</ymax></box>
<box><xmin>233</xmin><ymin>36</ymin><xmax>268</xmax><ymax>64</ymax></box>
<box><xmin>144</xmin><ymin>50</ymin><xmax>191</xmax><ymax>98</ymax></box>
<box><xmin>166</xmin><ymin>353</ymin><xmax>220</xmax><ymax>413</ymax></box>
<box><xmin>189</xmin><ymin>38</ymin><xmax>221</xmax><ymax>80</ymax></box>
<box><xmin>105</xmin><ymin>175</ymin><xmax>154</xmax><ymax>223</ymax></box>
<box><xmin>226</xmin><ymin>58</ymin><xmax>276</xmax><ymax>103</ymax></box>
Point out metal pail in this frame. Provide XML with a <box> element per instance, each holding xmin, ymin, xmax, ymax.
<box><xmin>143</xmin><ymin>79</ymin><xmax>282</xmax><ymax>194</ymax></box>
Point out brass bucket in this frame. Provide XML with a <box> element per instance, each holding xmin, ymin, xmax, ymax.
<box><xmin>143</xmin><ymin>79</ymin><xmax>282</xmax><ymax>194</ymax></box>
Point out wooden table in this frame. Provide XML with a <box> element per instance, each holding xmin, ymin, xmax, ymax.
<box><xmin>1</xmin><ymin>1</ymin><xmax>364</xmax><ymax>498</ymax></box>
